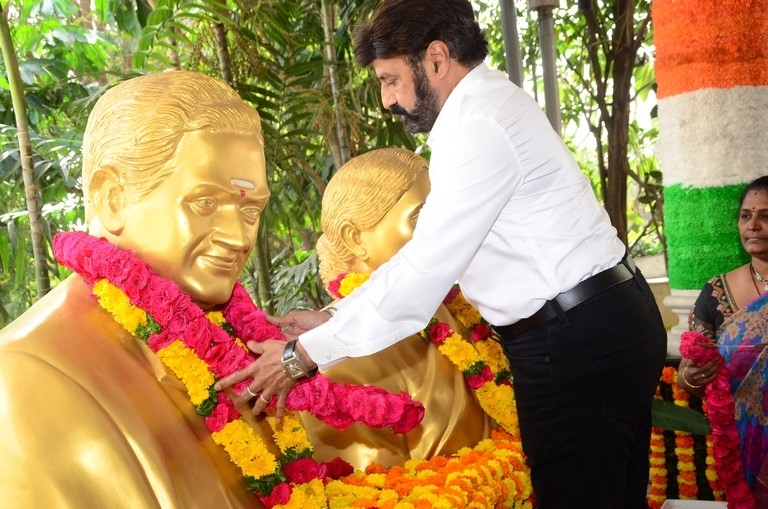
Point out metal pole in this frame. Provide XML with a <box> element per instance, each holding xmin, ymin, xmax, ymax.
<box><xmin>500</xmin><ymin>0</ymin><xmax>524</xmax><ymax>87</ymax></box>
<box><xmin>528</xmin><ymin>0</ymin><xmax>561</xmax><ymax>134</ymax></box>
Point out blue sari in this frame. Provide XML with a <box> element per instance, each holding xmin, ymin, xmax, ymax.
<box><xmin>717</xmin><ymin>291</ymin><xmax>768</xmax><ymax>498</ymax></box>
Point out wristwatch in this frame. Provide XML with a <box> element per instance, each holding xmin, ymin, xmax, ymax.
<box><xmin>281</xmin><ymin>339</ymin><xmax>318</xmax><ymax>380</ymax></box>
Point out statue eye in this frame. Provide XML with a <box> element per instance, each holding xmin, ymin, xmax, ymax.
<box><xmin>241</xmin><ymin>206</ymin><xmax>262</xmax><ymax>222</ymax></box>
<box><xmin>191</xmin><ymin>197</ymin><xmax>217</xmax><ymax>215</ymax></box>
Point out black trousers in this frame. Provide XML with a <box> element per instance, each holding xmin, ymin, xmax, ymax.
<box><xmin>500</xmin><ymin>270</ymin><xmax>667</xmax><ymax>509</ymax></box>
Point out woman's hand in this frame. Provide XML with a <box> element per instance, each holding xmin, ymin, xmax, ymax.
<box><xmin>678</xmin><ymin>356</ymin><xmax>720</xmax><ymax>393</ymax></box>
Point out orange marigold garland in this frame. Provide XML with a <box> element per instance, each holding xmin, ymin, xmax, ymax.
<box><xmin>651</xmin><ymin>364</ymin><xmax>725</xmax><ymax>507</ymax></box>
<box><xmin>649</xmin><ymin>376</ymin><xmax>669</xmax><ymax>509</ymax></box>
<box><xmin>324</xmin><ymin>273</ymin><xmax>534</xmax><ymax>507</ymax></box>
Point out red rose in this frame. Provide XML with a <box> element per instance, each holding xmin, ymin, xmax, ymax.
<box><xmin>392</xmin><ymin>399</ymin><xmax>425</xmax><ymax>434</ymax></box>
<box><xmin>349</xmin><ymin>388</ymin><xmax>389</xmax><ymax>427</ymax></box>
<box><xmin>322</xmin><ymin>384</ymin><xmax>354</xmax><ymax>429</ymax></box>
<box><xmin>327</xmin><ymin>274</ymin><xmax>345</xmax><ymax>300</ymax></box>
<box><xmin>184</xmin><ymin>318</ymin><xmax>215</xmax><ymax>356</ymax></box>
<box><xmin>122</xmin><ymin>262</ymin><xmax>153</xmax><ymax>300</ymax></box>
<box><xmin>443</xmin><ymin>286</ymin><xmax>460</xmax><ymax>305</ymax></box>
<box><xmin>213</xmin><ymin>346</ymin><xmax>249</xmax><ymax>378</ymax></box>
<box><xmin>428</xmin><ymin>322</ymin><xmax>452</xmax><ymax>346</ymax></box>
<box><xmin>467</xmin><ymin>373</ymin><xmax>485</xmax><ymax>390</ymax></box>
<box><xmin>259</xmin><ymin>482</ymin><xmax>292</xmax><ymax>508</ymax></box>
<box><xmin>283</xmin><ymin>457</ymin><xmax>327</xmax><ymax>484</ymax></box>
<box><xmin>286</xmin><ymin>380</ymin><xmax>313</xmax><ymax>410</ymax></box>
<box><xmin>148</xmin><ymin>331</ymin><xmax>175</xmax><ymax>350</ymax></box>
<box><xmin>323</xmin><ymin>457</ymin><xmax>353</xmax><ymax>479</ymax></box>
<box><xmin>200</xmin><ymin>342</ymin><xmax>229</xmax><ymax>367</ymax></box>
<box><xmin>165</xmin><ymin>310</ymin><xmax>191</xmax><ymax>337</ymax></box>
<box><xmin>104</xmin><ymin>252</ymin><xmax>134</xmax><ymax>286</ymax></box>
<box><xmin>204</xmin><ymin>395</ymin><xmax>238</xmax><ymax>432</ymax></box>
<box><xmin>145</xmin><ymin>279</ymin><xmax>182</xmax><ymax>323</ymax></box>
<box><xmin>470</xmin><ymin>323</ymin><xmax>490</xmax><ymax>342</ymax></box>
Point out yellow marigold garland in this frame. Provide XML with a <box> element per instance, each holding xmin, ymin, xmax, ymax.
<box><xmin>651</xmin><ymin>365</ymin><xmax>725</xmax><ymax>507</ymax></box>
<box><xmin>324</xmin><ymin>273</ymin><xmax>532</xmax><ymax>507</ymax></box>
<box><xmin>324</xmin><ymin>430</ymin><xmax>533</xmax><ymax>509</ymax></box>
<box><xmin>93</xmin><ymin>272</ymin><xmax>533</xmax><ymax>508</ymax></box>
<box><xmin>91</xmin><ymin>279</ymin><xmax>316</xmax><ymax>506</ymax></box>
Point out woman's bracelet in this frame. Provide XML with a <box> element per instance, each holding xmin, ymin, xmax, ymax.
<box><xmin>682</xmin><ymin>365</ymin><xmax>704</xmax><ymax>389</ymax></box>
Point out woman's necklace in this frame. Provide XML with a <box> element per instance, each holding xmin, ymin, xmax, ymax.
<box><xmin>749</xmin><ymin>262</ymin><xmax>768</xmax><ymax>293</ymax></box>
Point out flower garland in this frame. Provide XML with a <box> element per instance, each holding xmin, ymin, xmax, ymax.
<box><xmin>680</xmin><ymin>330</ymin><xmax>756</xmax><ymax>509</ymax></box>
<box><xmin>323</xmin><ymin>273</ymin><xmax>533</xmax><ymax>507</ymax></box>
<box><xmin>706</xmin><ymin>434</ymin><xmax>725</xmax><ymax>501</ymax></box>
<box><xmin>329</xmin><ymin>273</ymin><xmax>520</xmax><ymax>436</ymax></box>
<box><xmin>650</xmin><ymin>365</ymin><xmax>725</xmax><ymax>508</ymax></box>
<box><xmin>665</xmin><ymin>367</ymin><xmax>698</xmax><ymax>500</ymax></box>
<box><xmin>325</xmin><ymin>429</ymin><xmax>533</xmax><ymax>509</ymax></box>
<box><xmin>53</xmin><ymin>232</ymin><xmax>426</xmax><ymax>507</ymax></box>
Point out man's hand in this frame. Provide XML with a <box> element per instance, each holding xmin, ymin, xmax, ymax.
<box><xmin>266</xmin><ymin>309</ymin><xmax>333</xmax><ymax>340</ymax></box>
<box><xmin>214</xmin><ymin>340</ymin><xmax>297</xmax><ymax>423</ymax></box>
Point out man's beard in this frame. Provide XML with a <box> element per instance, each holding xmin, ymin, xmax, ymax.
<box><xmin>389</xmin><ymin>63</ymin><xmax>441</xmax><ymax>134</ymax></box>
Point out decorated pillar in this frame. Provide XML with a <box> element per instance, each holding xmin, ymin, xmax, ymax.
<box><xmin>653</xmin><ymin>0</ymin><xmax>768</xmax><ymax>356</ymax></box>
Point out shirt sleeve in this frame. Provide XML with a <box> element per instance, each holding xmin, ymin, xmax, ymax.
<box><xmin>300</xmin><ymin>118</ymin><xmax>523</xmax><ymax>369</ymax></box>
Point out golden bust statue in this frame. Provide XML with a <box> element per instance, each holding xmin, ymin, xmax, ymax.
<box><xmin>0</xmin><ymin>71</ymin><xmax>275</xmax><ymax>508</ymax></box>
<box><xmin>304</xmin><ymin>147</ymin><xmax>493</xmax><ymax>469</ymax></box>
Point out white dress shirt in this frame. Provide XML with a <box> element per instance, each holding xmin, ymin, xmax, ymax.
<box><xmin>301</xmin><ymin>63</ymin><xmax>626</xmax><ymax>369</ymax></box>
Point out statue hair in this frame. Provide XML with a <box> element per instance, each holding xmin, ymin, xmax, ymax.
<box><xmin>82</xmin><ymin>70</ymin><xmax>263</xmax><ymax>219</ymax></box>
<box><xmin>316</xmin><ymin>148</ymin><xmax>428</xmax><ymax>288</ymax></box>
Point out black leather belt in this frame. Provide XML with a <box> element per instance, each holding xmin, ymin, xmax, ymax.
<box><xmin>494</xmin><ymin>255</ymin><xmax>637</xmax><ymax>339</ymax></box>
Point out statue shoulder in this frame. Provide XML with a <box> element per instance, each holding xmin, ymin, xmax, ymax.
<box><xmin>0</xmin><ymin>275</ymin><xmax>113</xmax><ymax>349</ymax></box>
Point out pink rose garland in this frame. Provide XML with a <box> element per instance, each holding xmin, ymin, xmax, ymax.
<box><xmin>54</xmin><ymin>232</ymin><xmax>425</xmax><ymax>435</ymax></box>
<box><xmin>679</xmin><ymin>330</ymin><xmax>755</xmax><ymax>509</ymax></box>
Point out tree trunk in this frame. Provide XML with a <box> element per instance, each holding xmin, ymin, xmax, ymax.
<box><xmin>320</xmin><ymin>0</ymin><xmax>350</xmax><ymax>169</ymax></box>
<box><xmin>0</xmin><ymin>6</ymin><xmax>51</xmax><ymax>299</ymax></box>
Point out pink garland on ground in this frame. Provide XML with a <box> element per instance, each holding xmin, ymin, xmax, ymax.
<box><xmin>680</xmin><ymin>330</ymin><xmax>756</xmax><ymax>509</ymax></box>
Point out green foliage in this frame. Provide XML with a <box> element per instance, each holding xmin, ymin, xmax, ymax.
<box><xmin>1</xmin><ymin>0</ymin><xmax>662</xmax><ymax>324</ymax></box>
<box><xmin>483</xmin><ymin>1</ymin><xmax>662</xmax><ymax>255</ymax></box>
<box><xmin>652</xmin><ymin>398</ymin><xmax>711</xmax><ymax>436</ymax></box>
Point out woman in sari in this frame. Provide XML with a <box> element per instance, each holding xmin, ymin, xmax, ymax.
<box><xmin>679</xmin><ymin>176</ymin><xmax>768</xmax><ymax>505</ymax></box>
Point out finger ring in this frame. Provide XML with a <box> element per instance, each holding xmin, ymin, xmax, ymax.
<box><xmin>246</xmin><ymin>386</ymin><xmax>257</xmax><ymax>398</ymax></box>
<box><xmin>260</xmin><ymin>393</ymin><xmax>270</xmax><ymax>404</ymax></box>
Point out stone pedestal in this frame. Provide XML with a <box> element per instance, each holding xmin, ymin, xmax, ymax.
<box><xmin>662</xmin><ymin>289</ymin><xmax>699</xmax><ymax>359</ymax></box>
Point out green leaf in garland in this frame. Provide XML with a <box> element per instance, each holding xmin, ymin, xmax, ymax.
<box><xmin>651</xmin><ymin>398</ymin><xmax>711</xmax><ymax>435</ymax></box>
<box><xmin>279</xmin><ymin>446</ymin><xmax>313</xmax><ymax>466</ymax></box>
<box><xmin>134</xmin><ymin>316</ymin><xmax>161</xmax><ymax>342</ymax></box>
<box><xmin>194</xmin><ymin>385</ymin><xmax>218</xmax><ymax>416</ymax></box>
<box><xmin>245</xmin><ymin>472</ymin><xmax>286</xmax><ymax>494</ymax></box>
<box><xmin>495</xmin><ymin>369</ymin><xmax>513</xmax><ymax>385</ymax></box>
<box><xmin>221</xmin><ymin>321</ymin><xmax>235</xmax><ymax>336</ymax></box>
<box><xmin>464</xmin><ymin>360</ymin><xmax>485</xmax><ymax>376</ymax></box>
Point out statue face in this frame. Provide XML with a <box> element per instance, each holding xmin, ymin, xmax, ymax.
<box><xmin>358</xmin><ymin>171</ymin><xmax>430</xmax><ymax>271</ymax></box>
<box><xmin>116</xmin><ymin>131</ymin><xmax>269</xmax><ymax>308</ymax></box>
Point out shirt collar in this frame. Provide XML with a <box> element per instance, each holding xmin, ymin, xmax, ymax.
<box><xmin>427</xmin><ymin>62</ymin><xmax>489</xmax><ymax>147</ymax></box>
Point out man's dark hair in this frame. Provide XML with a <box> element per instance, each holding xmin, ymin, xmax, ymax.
<box><xmin>353</xmin><ymin>0</ymin><xmax>488</xmax><ymax>69</ymax></box>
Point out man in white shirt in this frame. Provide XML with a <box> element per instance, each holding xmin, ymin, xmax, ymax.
<box><xmin>216</xmin><ymin>1</ymin><xmax>667</xmax><ymax>507</ymax></box>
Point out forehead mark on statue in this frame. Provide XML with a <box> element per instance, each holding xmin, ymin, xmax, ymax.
<box><xmin>231</xmin><ymin>178</ymin><xmax>256</xmax><ymax>191</ymax></box>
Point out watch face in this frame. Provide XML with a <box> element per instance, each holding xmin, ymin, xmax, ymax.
<box><xmin>282</xmin><ymin>357</ymin><xmax>306</xmax><ymax>379</ymax></box>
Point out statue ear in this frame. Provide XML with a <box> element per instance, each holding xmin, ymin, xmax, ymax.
<box><xmin>339</xmin><ymin>219</ymin><xmax>368</xmax><ymax>261</ymax></box>
<box><xmin>88</xmin><ymin>166</ymin><xmax>128</xmax><ymax>235</ymax></box>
